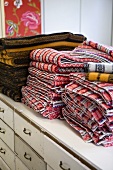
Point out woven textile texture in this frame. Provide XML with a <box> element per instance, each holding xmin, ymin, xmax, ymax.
<box><xmin>61</xmin><ymin>73</ymin><xmax>113</xmax><ymax>147</ymax></box>
<box><xmin>84</xmin><ymin>62</ymin><xmax>113</xmax><ymax>73</ymax></box>
<box><xmin>86</xmin><ymin>72</ymin><xmax>113</xmax><ymax>83</ymax></box>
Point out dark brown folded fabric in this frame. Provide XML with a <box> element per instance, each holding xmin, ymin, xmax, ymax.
<box><xmin>0</xmin><ymin>63</ymin><xmax>28</xmax><ymax>77</ymax></box>
<box><xmin>0</xmin><ymin>32</ymin><xmax>86</xmax><ymax>49</ymax></box>
<box><xmin>1</xmin><ymin>86</ymin><xmax>21</xmax><ymax>102</ymax></box>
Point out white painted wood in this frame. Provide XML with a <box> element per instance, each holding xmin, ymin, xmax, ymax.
<box><xmin>44</xmin><ymin>135</ymin><xmax>90</xmax><ymax>170</ymax></box>
<box><xmin>47</xmin><ymin>165</ymin><xmax>54</xmax><ymax>170</ymax></box>
<box><xmin>0</xmin><ymin>157</ymin><xmax>10</xmax><ymax>170</ymax></box>
<box><xmin>0</xmin><ymin>139</ymin><xmax>15</xmax><ymax>170</ymax></box>
<box><xmin>80</xmin><ymin>0</ymin><xmax>112</xmax><ymax>45</ymax></box>
<box><xmin>0</xmin><ymin>119</ymin><xmax>14</xmax><ymax>151</ymax></box>
<box><xmin>14</xmin><ymin>112</ymin><xmax>44</xmax><ymax>157</ymax></box>
<box><xmin>44</xmin><ymin>0</ymin><xmax>80</xmax><ymax>34</ymax></box>
<box><xmin>1</xmin><ymin>94</ymin><xmax>113</xmax><ymax>170</ymax></box>
<box><xmin>0</xmin><ymin>100</ymin><xmax>14</xmax><ymax>129</ymax></box>
<box><xmin>15</xmin><ymin>135</ymin><xmax>46</xmax><ymax>170</ymax></box>
<box><xmin>15</xmin><ymin>156</ymin><xmax>29</xmax><ymax>170</ymax></box>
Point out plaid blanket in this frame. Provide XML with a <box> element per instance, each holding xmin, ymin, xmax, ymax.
<box><xmin>61</xmin><ymin>73</ymin><xmax>113</xmax><ymax>146</ymax></box>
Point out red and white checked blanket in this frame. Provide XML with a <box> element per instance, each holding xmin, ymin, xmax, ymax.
<box><xmin>21</xmin><ymin>86</ymin><xmax>64</xmax><ymax>120</ymax></box>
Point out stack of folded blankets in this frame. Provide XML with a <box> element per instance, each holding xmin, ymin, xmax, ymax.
<box><xmin>0</xmin><ymin>32</ymin><xmax>86</xmax><ymax>101</ymax></box>
<box><xmin>21</xmin><ymin>40</ymin><xmax>113</xmax><ymax>120</ymax></box>
<box><xmin>61</xmin><ymin>41</ymin><xmax>113</xmax><ymax>147</ymax></box>
<box><xmin>21</xmin><ymin>48</ymin><xmax>85</xmax><ymax>119</ymax></box>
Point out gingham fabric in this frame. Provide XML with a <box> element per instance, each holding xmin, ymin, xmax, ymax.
<box><xmin>61</xmin><ymin>73</ymin><xmax>113</xmax><ymax>146</ymax></box>
<box><xmin>84</xmin><ymin>62</ymin><xmax>113</xmax><ymax>73</ymax></box>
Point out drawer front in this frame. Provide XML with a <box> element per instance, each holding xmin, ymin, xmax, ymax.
<box><xmin>0</xmin><ymin>100</ymin><xmax>14</xmax><ymax>129</ymax></box>
<box><xmin>0</xmin><ymin>157</ymin><xmax>10</xmax><ymax>170</ymax></box>
<box><xmin>47</xmin><ymin>165</ymin><xmax>54</xmax><ymax>170</ymax></box>
<box><xmin>44</xmin><ymin>136</ymin><xmax>90</xmax><ymax>170</ymax></box>
<box><xmin>15</xmin><ymin>135</ymin><xmax>46</xmax><ymax>170</ymax></box>
<box><xmin>0</xmin><ymin>119</ymin><xmax>14</xmax><ymax>151</ymax></box>
<box><xmin>0</xmin><ymin>139</ymin><xmax>15</xmax><ymax>170</ymax></box>
<box><xmin>14</xmin><ymin>112</ymin><xmax>44</xmax><ymax>157</ymax></box>
<box><xmin>15</xmin><ymin>156</ymin><xmax>29</xmax><ymax>170</ymax></box>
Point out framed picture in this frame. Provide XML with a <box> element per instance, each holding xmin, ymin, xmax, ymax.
<box><xmin>2</xmin><ymin>0</ymin><xmax>43</xmax><ymax>37</ymax></box>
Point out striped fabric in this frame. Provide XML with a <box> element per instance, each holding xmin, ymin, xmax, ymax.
<box><xmin>21</xmin><ymin>85</ymin><xmax>64</xmax><ymax>120</ymax></box>
<box><xmin>72</xmin><ymin>40</ymin><xmax>113</xmax><ymax>63</ymax></box>
<box><xmin>86</xmin><ymin>72</ymin><xmax>113</xmax><ymax>83</ymax></box>
<box><xmin>28</xmin><ymin>67</ymin><xmax>70</xmax><ymax>86</ymax></box>
<box><xmin>61</xmin><ymin>73</ymin><xmax>113</xmax><ymax>146</ymax></box>
<box><xmin>84</xmin><ymin>62</ymin><xmax>113</xmax><ymax>73</ymax></box>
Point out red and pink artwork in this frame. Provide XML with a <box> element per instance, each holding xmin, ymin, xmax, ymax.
<box><xmin>4</xmin><ymin>0</ymin><xmax>41</xmax><ymax>37</ymax></box>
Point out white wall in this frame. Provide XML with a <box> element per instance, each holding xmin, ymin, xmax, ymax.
<box><xmin>43</xmin><ymin>0</ymin><xmax>80</xmax><ymax>34</ymax></box>
<box><xmin>80</xmin><ymin>0</ymin><xmax>112</xmax><ymax>45</ymax></box>
<box><xmin>43</xmin><ymin>0</ymin><xmax>112</xmax><ymax>45</ymax></box>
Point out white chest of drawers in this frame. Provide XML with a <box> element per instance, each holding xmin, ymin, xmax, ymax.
<box><xmin>0</xmin><ymin>94</ymin><xmax>113</xmax><ymax>170</ymax></box>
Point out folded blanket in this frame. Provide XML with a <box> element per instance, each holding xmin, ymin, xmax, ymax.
<box><xmin>27</xmin><ymin>75</ymin><xmax>64</xmax><ymax>94</ymax></box>
<box><xmin>21</xmin><ymin>86</ymin><xmax>64</xmax><ymax>119</ymax></box>
<box><xmin>70</xmin><ymin>73</ymin><xmax>113</xmax><ymax>106</ymax></box>
<box><xmin>0</xmin><ymin>32</ymin><xmax>86</xmax><ymax>49</ymax></box>
<box><xmin>86</xmin><ymin>72</ymin><xmax>113</xmax><ymax>83</ymax></box>
<box><xmin>62</xmin><ymin>79</ymin><xmax>113</xmax><ymax>146</ymax></box>
<box><xmin>1</xmin><ymin>86</ymin><xmax>21</xmax><ymax>102</ymax></box>
<box><xmin>28</xmin><ymin>67</ymin><xmax>70</xmax><ymax>86</ymax></box>
<box><xmin>0</xmin><ymin>56</ymin><xmax>30</xmax><ymax>67</ymax></box>
<box><xmin>72</xmin><ymin>40</ymin><xmax>113</xmax><ymax>62</ymax></box>
<box><xmin>84</xmin><ymin>62</ymin><xmax>113</xmax><ymax>73</ymax></box>
<box><xmin>30</xmin><ymin>61</ymin><xmax>85</xmax><ymax>73</ymax></box>
<box><xmin>30</xmin><ymin>48</ymin><xmax>101</xmax><ymax>67</ymax></box>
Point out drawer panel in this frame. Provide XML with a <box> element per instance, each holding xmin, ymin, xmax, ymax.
<box><xmin>44</xmin><ymin>136</ymin><xmax>90</xmax><ymax>170</ymax></box>
<box><xmin>15</xmin><ymin>156</ymin><xmax>29</xmax><ymax>170</ymax></box>
<box><xmin>0</xmin><ymin>157</ymin><xmax>10</xmax><ymax>170</ymax></box>
<box><xmin>0</xmin><ymin>139</ymin><xmax>15</xmax><ymax>170</ymax></box>
<box><xmin>15</xmin><ymin>135</ymin><xmax>46</xmax><ymax>170</ymax></box>
<box><xmin>14</xmin><ymin>112</ymin><xmax>44</xmax><ymax>157</ymax></box>
<box><xmin>0</xmin><ymin>119</ymin><xmax>14</xmax><ymax>151</ymax></box>
<box><xmin>47</xmin><ymin>165</ymin><xmax>54</xmax><ymax>170</ymax></box>
<box><xmin>0</xmin><ymin>100</ymin><xmax>14</xmax><ymax>129</ymax></box>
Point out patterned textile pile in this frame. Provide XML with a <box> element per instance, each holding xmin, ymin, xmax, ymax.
<box><xmin>61</xmin><ymin>41</ymin><xmax>113</xmax><ymax>147</ymax></box>
<box><xmin>0</xmin><ymin>32</ymin><xmax>86</xmax><ymax>101</ymax></box>
<box><xmin>0</xmin><ymin>32</ymin><xmax>86</xmax><ymax>67</ymax></box>
<box><xmin>62</xmin><ymin>72</ymin><xmax>113</xmax><ymax>147</ymax></box>
<box><xmin>22</xmin><ymin>48</ymin><xmax>84</xmax><ymax>119</ymax></box>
